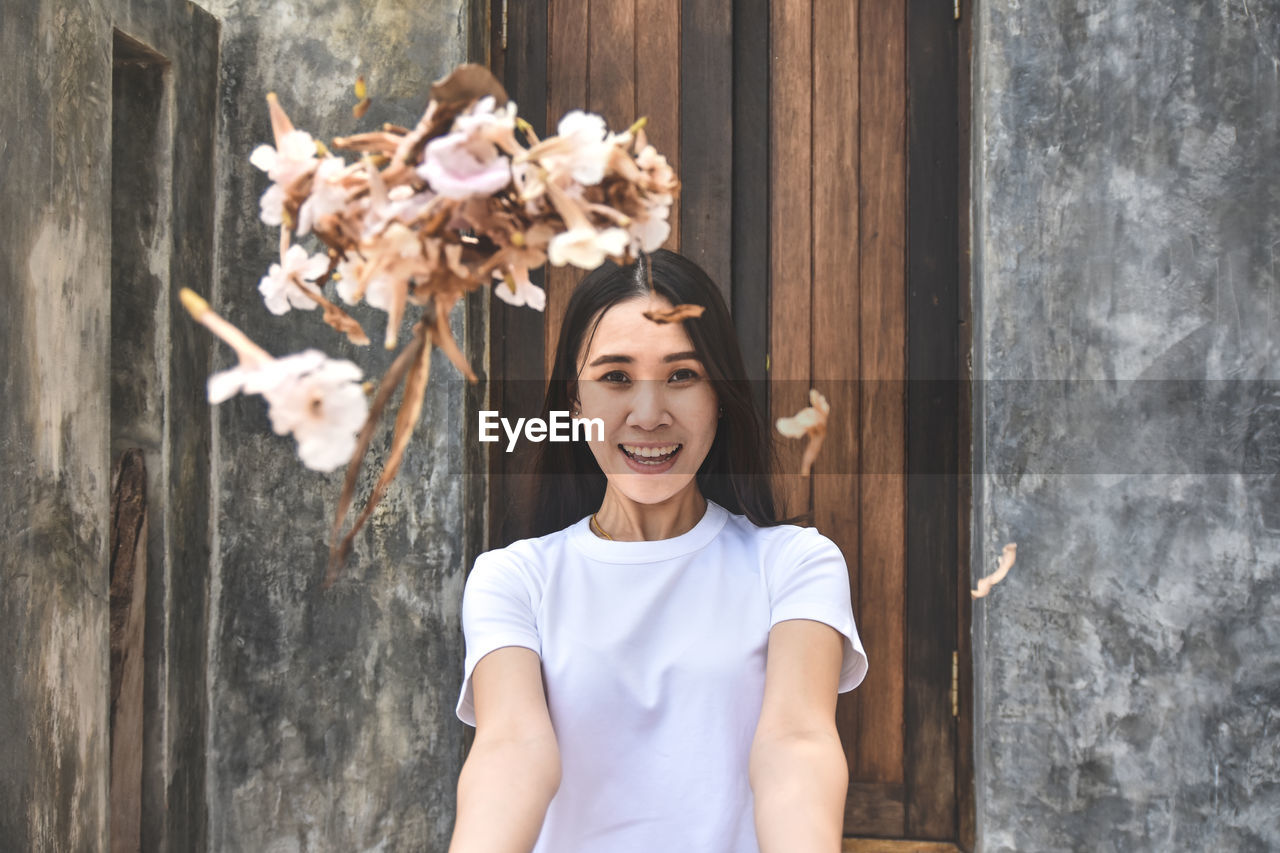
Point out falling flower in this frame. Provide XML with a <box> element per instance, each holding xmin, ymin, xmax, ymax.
<box><xmin>776</xmin><ymin>388</ymin><xmax>831</xmax><ymax>476</ymax></box>
<box><xmin>297</xmin><ymin>157</ymin><xmax>350</xmax><ymax>236</ymax></box>
<box><xmin>971</xmin><ymin>543</ymin><xmax>1017</xmax><ymax>598</ymax></box>
<box><xmin>261</xmin><ymin>353</ymin><xmax>369</xmax><ymax>472</ymax></box>
<box><xmin>250</xmin><ymin>128</ymin><xmax>319</xmax><ymax>186</ymax></box>
<box><xmin>258</xmin><ymin>243</ymin><xmax>331</xmax><ymax>314</ymax></box>
<box><xmin>628</xmin><ymin>202</ymin><xmax>671</xmax><ymax>255</ymax></box>
<box><xmin>259</xmin><ymin>183</ymin><xmax>288</xmax><ymax>227</ymax></box>
<box><xmin>418</xmin><ymin>97</ymin><xmax>518</xmax><ymax>199</ymax></box>
<box><xmin>186</xmin><ymin>63</ymin><xmax>688</xmax><ymax>582</ymax></box>
<box><xmin>492</xmin><ymin>264</ymin><xmax>546</xmax><ymax>311</ymax></box>
<box><xmin>182</xmin><ymin>289</ymin><xmax>370</xmax><ymax>473</ymax></box>
<box><xmin>547</xmin><ymin>225</ymin><xmax>630</xmax><ymax>269</ymax></box>
<box><xmin>352</xmin><ymin>75</ymin><xmax>371</xmax><ymax>119</ymax></box>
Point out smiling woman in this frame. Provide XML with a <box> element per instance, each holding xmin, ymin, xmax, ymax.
<box><xmin>451</xmin><ymin>249</ymin><xmax>869</xmax><ymax>853</ymax></box>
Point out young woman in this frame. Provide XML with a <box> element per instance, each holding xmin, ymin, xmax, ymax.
<box><xmin>451</xmin><ymin>249</ymin><xmax>868</xmax><ymax>853</ymax></box>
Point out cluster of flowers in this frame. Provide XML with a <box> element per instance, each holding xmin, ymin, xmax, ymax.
<box><xmin>183</xmin><ymin>63</ymin><xmax>679</xmax><ymax>582</ymax></box>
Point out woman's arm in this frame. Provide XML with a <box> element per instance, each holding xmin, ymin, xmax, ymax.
<box><xmin>749</xmin><ymin>618</ymin><xmax>850</xmax><ymax>853</ymax></box>
<box><xmin>449</xmin><ymin>646</ymin><xmax>562</xmax><ymax>853</ymax></box>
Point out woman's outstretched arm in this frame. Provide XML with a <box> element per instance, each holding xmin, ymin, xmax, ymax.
<box><xmin>749</xmin><ymin>618</ymin><xmax>850</xmax><ymax>853</ymax></box>
<box><xmin>450</xmin><ymin>646</ymin><xmax>561</xmax><ymax>853</ymax></box>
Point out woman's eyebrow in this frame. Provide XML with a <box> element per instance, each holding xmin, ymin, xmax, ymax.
<box><xmin>588</xmin><ymin>350</ymin><xmax>702</xmax><ymax>367</ymax></box>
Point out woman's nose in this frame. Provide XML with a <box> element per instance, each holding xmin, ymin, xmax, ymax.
<box><xmin>626</xmin><ymin>379</ymin><xmax>672</xmax><ymax>428</ymax></box>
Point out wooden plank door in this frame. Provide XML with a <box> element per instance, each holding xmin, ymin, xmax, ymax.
<box><xmin>483</xmin><ymin>0</ymin><xmax>971</xmax><ymax>846</ymax></box>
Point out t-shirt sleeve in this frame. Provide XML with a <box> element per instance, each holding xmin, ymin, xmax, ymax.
<box><xmin>455</xmin><ymin>550</ymin><xmax>542</xmax><ymax>727</ymax></box>
<box><xmin>767</xmin><ymin>527</ymin><xmax>869</xmax><ymax>693</ymax></box>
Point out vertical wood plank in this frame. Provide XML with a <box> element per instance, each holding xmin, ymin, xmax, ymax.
<box><xmin>545</xmin><ymin>0</ymin><xmax>590</xmax><ymax>382</ymax></box>
<box><xmin>955</xmin><ymin>0</ymin><xmax>978</xmax><ymax>845</ymax></box>
<box><xmin>491</xmin><ymin>0</ymin><xmax>550</xmax><ymax>545</ymax></box>
<box><xmin>635</xmin><ymin>0</ymin><xmax>681</xmax><ymax>253</ymax></box>
<box><xmin>905</xmin><ymin>0</ymin><xmax>961</xmax><ymax>838</ymax></box>
<box><xmin>856</xmin><ymin>0</ymin><xmax>908</xmax><ymax>793</ymax></box>
<box><xmin>109</xmin><ymin>449</ymin><xmax>147</xmax><ymax>853</ymax></box>
<box><xmin>811</xmin><ymin>0</ymin><xmax>866</xmax><ymax>787</ymax></box>
<box><xmin>730</xmin><ymin>0</ymin><xmax>771</xmax><ymax>417</ymax></box>
<box><xmin>768</xmin><ymin>0</ymin><xmax>812</xmax><ymax>523</ymax></box>
<box><xmin>587</xmin><ymin>0</ymin><xmax>636</xmax><ymax>128</ymax></box>
<box><xmin>680</xmin><ymin>0</ymin><xmax>734</xmax><ymax>306</ymax></box>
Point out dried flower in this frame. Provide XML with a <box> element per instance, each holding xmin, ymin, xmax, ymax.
<box><xmin>547</xmin><ymin>225</ymin><xmax>630</xmax><ymax>269</ymax></box>
<box><xmin>188</xmin><ymin>62</ymin><xmax>686</xmax><ymax>581</ymax></box>
<box><xmin>776</xmin><ymin>388</ymin><xmax>831</xmax><ymax>476</ymax></box>
<box><xmin>261</xmin><ymin>353</ymin><xmax>369</xmax><ymax>472</ymax></box>
<box><xmin>182</xmin><ymin>290</ymin><xmax>369</xmax><ymax>473</ymax></box>
<box><xmin>250</xmin><ymin>128</ymin><xmax>318</xmax><ymax>186</ymax></box>
<box><xmin>492</xmin><ymin>265</ymin><xmax>546</xmax><ymax>311</ymax></box>
<box><xmin>297</xmin><ymin>157</ymin><xmax>350</xmax><ymax>236</ymax></box>
<box><xmin>972</xmin><ymin>543</ymin><xmax>1017</xmax><ymax>598</ymax></box>
<box><xmin>258</xmin><ymin>243</ymin><xmax>330</xmax><ymax>314</ymax></box>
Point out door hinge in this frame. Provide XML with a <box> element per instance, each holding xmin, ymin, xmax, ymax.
<box><xmin>954</xmin><ymin>0</ymin><xmax>961</xmax><ymax>20</ymax></box>
<box><xmin>501</xmin><ymin>0</ymin><xmax>509</xmax><ymax>51</ymax></box>
<box><xmin>950</xmin><ymin>650</ymin><xmax>959</xmax><ymax>717</ymax></box>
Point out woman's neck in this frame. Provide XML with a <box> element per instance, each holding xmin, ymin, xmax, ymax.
<box><xmin>592</xmin><ymin>484</ymin><xmax>708</xmax><ymax>541</ymax></box>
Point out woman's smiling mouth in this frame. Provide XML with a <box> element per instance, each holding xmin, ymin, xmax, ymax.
<box><xmin>618</xmin><ymin>442</ymin><xmax>683</xmax><ymax>471</ymax></box>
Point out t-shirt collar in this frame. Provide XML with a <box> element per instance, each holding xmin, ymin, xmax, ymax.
<box><xmin>567</xmin><ymin>498</ymin><xmax>730</xmax><ymax>564</ymax></box>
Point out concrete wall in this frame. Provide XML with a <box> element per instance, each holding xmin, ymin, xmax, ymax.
<box><xmin>970</xmin><ymin>1</ymin><xmax>1280</xmax><ymax>850</ymax></box>
<box><xmin>195</xmin><ymin>0</ymin><xmax>482</xmax><ymax>849</ymax></box>
<box><xmin>3</xmin><ymin>0</ymin><xmax>482</xmax><ymax>849</ymax></box>
<box><xmin>1</xmin><ymin>0</ymin><xmax>218</xmax><ymax>850</ymax></box>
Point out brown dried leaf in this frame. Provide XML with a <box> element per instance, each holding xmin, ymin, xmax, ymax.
<box><xmin>971</xmin><ymin>543</ymin><xmax>1017</xmax><ymax>599</ymax></box>
<box><xmin>301</xmin><ymin>288</ymin><xmax>370</xmax><ymax>346</ymax></box>
<box><xmin>324</xmin><ymin>317</ymin><xmax>431</xmax><ymax>587</ymax></box>
<box><xmin>642</xmin><ymin>303</ymin><xmax>705</xmax><ymax>324</ymax></box>
<box><xmin>428</xmin><ymin>63</ymin><xmax>509</xmax><ymax>109</ymax></box>
<box><xmin>427</xmin><ymin>292</ymin><xmax>479</xmax><ymax>383</ymax></box>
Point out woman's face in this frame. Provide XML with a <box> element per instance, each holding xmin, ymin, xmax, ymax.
<box><xmin>574</xmin><ymin>294</ymin><xmax>719</xmax><ymax>505</ymax></box>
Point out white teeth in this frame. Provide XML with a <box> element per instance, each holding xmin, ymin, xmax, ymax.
<box><xmin>621</xmin><ymin>443</ymin><xmax>681</xmax><ymax>458</ymax></box>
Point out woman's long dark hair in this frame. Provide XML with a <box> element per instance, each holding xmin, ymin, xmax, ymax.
<box><xmin>524</xmin><ymin>248</ymin><xmax>802</xmax><ymax>536</ymax></box>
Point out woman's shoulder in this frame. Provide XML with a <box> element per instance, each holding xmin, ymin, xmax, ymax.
<box><xmin>718</xmin><ymin>504</ymin><xmax>832</xmax><ymax>550</ymax></box>
<box><xmin>471</xmin><ymin>518</ymin><xmax>582</xmax><ymax>577</ymax></box>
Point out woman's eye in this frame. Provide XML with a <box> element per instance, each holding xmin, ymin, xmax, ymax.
<box><xmin>671</xmin><ymin>368</ymin><xmax>699</xmax><ymax>382</ymax></box>
<box><xmin>602</xmin><ymin>371</ymin><xmax>629</xmax><ymax>383</ymax></box>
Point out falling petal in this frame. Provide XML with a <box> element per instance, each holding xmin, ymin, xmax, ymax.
<box><xmin>972</xmin><ymin>543</ymin><xmax>1018</xmax><ymax>599</ymax></box>
<box><xmin>775</xmin><ymin>388</ymin><xmax>831</xmax><ymax>476</ymax></box>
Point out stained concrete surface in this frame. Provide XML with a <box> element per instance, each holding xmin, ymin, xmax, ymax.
<box><xmin>195</xmin><ymin>0</ymin><xmax>478</xmax><ymax>849</ymax></box>
<box><xmin>971</xmin><ymin>1</ymin><xmax>1280</xmax><ymax>850</ymax></box>
<box><xmin>1</xmin><ymin>0</ymin><xmax>218</xmax><ymax>849</ymax></box>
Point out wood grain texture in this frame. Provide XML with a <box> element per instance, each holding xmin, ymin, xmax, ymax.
<box><xmin>767</xmin><ymin>0</ymin><xmax>813</xmax><ymax>524</ymax></box>
<box><xmin>545</xmin><ymin>0</ymin><xmax>589</xmax><ymax>381</ymax></box>
<box><xmin>811</xmin><ymin>0</ymin><xmax>867</xmax><ymax>789</ymax></box>
<box><xmin>490</xmin><ymin>0</ymin><xmax>550</xmax><ymax>546</ymax></box>
<box><xmin>679</xmin><ymin>0</ymin><xmax>734</xmax><ymax>305</ymax></box>
<box><xmin>842</xmin><ymin>839</ymin><xmax>961</xmax><ymax>853</ymax></box>
<box><xmin>842</xmin><ymin>782</ymin><xmax>906</xmax><ymax>838</ymax></box>
<box><xmin>954</xmin><ymin>1</ymin><xmax>976</xmax><ymax>848</ymax></box>
<box><xmin>635</xmin><ymin>0</ymin><xmax>681</xmax><ymax>252</ymax></box>
<box><xmin>904</xmin><ymin>0</ymin><xmax>961</xmax><ymax>838</ymax></box>
<box><xmin>109</xmin><ymin>449</ymin><xmax>147</xmax><ymax>853</ymax></box>
<box><xmin>856</xmin><ymin>0</ymin><xmax>908</xmax><ymax>790</ymax></box>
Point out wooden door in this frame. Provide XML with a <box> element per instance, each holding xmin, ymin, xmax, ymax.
<box><xmin>483</xmin><ymin>1</ymin><xmax>972</xmax><ymax>847</ymax></box>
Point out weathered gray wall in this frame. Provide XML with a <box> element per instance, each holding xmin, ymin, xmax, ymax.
<box><xmin>1</xmin><ymin>0</ymin><xmax>218</xmax><ymax>850</ymax></box>
<box><xmin>196</xmin><ymin>0</ymin><xmax>481</xmax><ymax>849</ymax></box>
<box><xmin>971</xmin><ymin>1</ymin><xmax>1280</xmax><ymax>851</ymax></box>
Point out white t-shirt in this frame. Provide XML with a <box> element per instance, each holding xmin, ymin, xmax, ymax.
<box><xmin>455</xmin><ymin>497</ymin><xmax>869</xmax><ymax>853</ymax></box>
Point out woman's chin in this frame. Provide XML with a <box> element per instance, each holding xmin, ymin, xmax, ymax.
<box><xmin>607</xmin><ymin>471</ymin><xmax>695</xmax><ymax>503</ymax></box>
